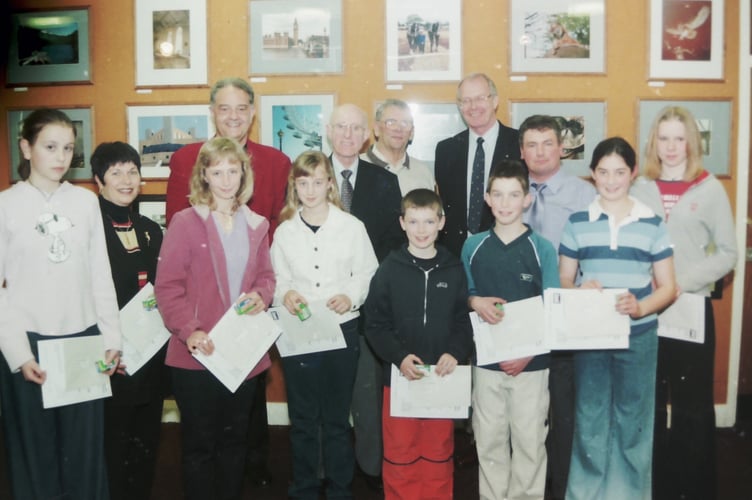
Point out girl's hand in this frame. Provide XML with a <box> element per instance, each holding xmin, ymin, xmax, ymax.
<box><xmin>399</xmin><ymin>354</ymin><xmax>426</xmax><ymax>380</ymax></box>
<box><xmin>579</xmin><ymin>280</ymin><xmax>603</xmax><ymax>290</ymax></box>
<box><xmin>187</xmin><ymin>330</ymin><xmax>214</xmax><ymax>356</ymax></box>
<box><xmin>283</xmin><ymin>290</ymin><xmax>307</xmax><ymax>316</ymax></box>
<box><xmin>20</xmin><ymin>359</ymin><xmax>46</xmax><ymax>385</ymax></box>
<box><xmin>238</xmin><ymin>291</ymin><xmax>265</xmax><ymax>315</ymax></box>
<box><xmin>435</xmin><ymin>353</ymin><xmax>458</xmax><ymax>377</ymax></box>
<box><xmin>326</xmin><ymin>294</ymin><xmax>352</xmax><ymax>315</ymax></box>
<box><xmin>616</xmin><ymin>291</ymin><xmax>641</xmax><ymax>318</ymax></box>
<box><xmin>103</xmin><ymin>349</ymin><xmax>121</xmax><ymax>376</ymax></box>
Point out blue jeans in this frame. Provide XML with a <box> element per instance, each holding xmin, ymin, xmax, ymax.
<box><xmin>566</xmin><ymin>328</ymin><xmax>657</xmax><ymax>500</ymax></box>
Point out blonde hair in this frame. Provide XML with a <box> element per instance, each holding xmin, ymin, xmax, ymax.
<box><xmin>188</xmin><ymin>137</ymin><xmax>253</xmax><ymax>210</ymax></box>
<box><xmin>279</xmin><ymin>150</ymin><xmax>342</xmax><ymax>222</ymax></box>
<box><xmin>643</xmin><ymin>106</ymin><xmax>705</xmax><ymax>181</ymax></box>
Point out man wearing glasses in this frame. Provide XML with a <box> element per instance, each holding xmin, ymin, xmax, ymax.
<box><xmin>435</xmin><ymin>72</ymin><xmax>520</xmax><ymax>257</ymax></box>
<box><xmin>361</xmin><ymin>99</ymin><xmax>435</xmax><ymax>195</ymax></box>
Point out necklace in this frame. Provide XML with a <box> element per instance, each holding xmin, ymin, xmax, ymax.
<box><xmin>213</xmin><ymin>209</ymin><xmax>235</xmax><ymax>233</ymax></box>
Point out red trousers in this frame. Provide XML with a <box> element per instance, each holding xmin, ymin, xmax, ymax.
<box><xmin>382</xmin><ymin>387</ymin><xmax>454</xmax><ymax>499</ymax></box>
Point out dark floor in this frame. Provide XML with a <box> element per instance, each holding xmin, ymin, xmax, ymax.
<box><xmin>2</xmin><ymin>418</ymin><xmax>751</xmax><ymax>499</ymax></box>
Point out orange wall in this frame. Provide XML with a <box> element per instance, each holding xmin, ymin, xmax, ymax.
<box><xmin>0</xmin><ymin>0</ymin><xmax>741</xmax><ymax>403</ymax></box>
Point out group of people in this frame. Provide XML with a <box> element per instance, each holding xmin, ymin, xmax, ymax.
<box><xmin>0</xmin><ymin>71</ymin><xmax>735</xmax><ymax>500</ymax></box>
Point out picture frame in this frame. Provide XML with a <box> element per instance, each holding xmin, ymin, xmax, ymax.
<box><xmin>402</xmin><ymin>102</ymin><xmax>465</xmax><ymax>173</ymax></box>
<box><xmin>648</xmin><ymin>0</ymin><xmax>723</xmax><ymax>80</ymax></box>
<box><xmin>249</xmin><ymin>0</ymin><xmax>343</xmax><ymax>75</ymax></box>
<box><xmin>7</xmin><ymin>107</ymin><xmax>94</xmax><ymax>182</ymax></box>
<box><xmin>126</xmin><ymin>104</ymin><xmax>215</xmax><ymax>179</ymax></box>
<box><xmin>509</xmin><ymin>0</ymin><xmax>605</xmax><ymax>74</ymax></box>
<box><xmin>637</xmin><ymin>99</ymin><xmax>732</xmax><ymax>177</ymax></box>
<box><xmin>259</xmin><ymin>94</ymin><xmax>335</xmax><ymax>162</ymax></box>
<box><xmin>6</xmin><ymin>8</ymin><xmax>91</xmax><ymax>86</ymax></box>
<box><xmin>136</xmin><ymin>194</ymin><xmax>167</xmax><ymax>232</ymax></box>
<box><xmin>385</xmin><ymin>0</ymin><xmax>462</xmax><ymax>82</ymax></box>
<box><xmin>510</xmin><ymin>101</ymin><xmax>606</xmax><ymax>177</ymax></box>
<box><xmin>134</xmin><ymin>0</ymin><xmax>208</xmax><ymax>87</ymax></box>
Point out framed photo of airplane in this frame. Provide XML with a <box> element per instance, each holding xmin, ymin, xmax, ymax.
<box><xmin>509</xmin><ymin>0</ymin><xmax>605</xmax><ymax>74</ymax></box>
<box><xmin>259</xmin><ymin>94</ymin><xmax>335</xmax><ymax>162</ymax></box>
<box><xmin>648</xmin><ymin>0</ymin><xmax>723</xmax><ymax>80</ymax></box>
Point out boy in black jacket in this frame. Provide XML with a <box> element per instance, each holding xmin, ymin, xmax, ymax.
<box><xmin>365</xmin><ymin>188</ymin><xmax>473</xmax><ymax>499</ymax></box>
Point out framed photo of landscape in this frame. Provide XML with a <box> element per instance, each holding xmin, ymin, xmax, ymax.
<box><xmin>510</xmin><ymin>101</ymin><xmax>606</xmax><ymax>177</ymax></box>
<box><xmin>7</xmin><ymin>107</ymin><xmax>94</xmax><ymax>182</ymax></box>
<box><xmin>509</xmin><ymin>0</ymin><xmax>605</xmax><ymax>74</ymax></box>
<box><xmin>385</xmin><ymin>0</ymin><xmax>462</xmax><ymax>82</ymax></box>
<box><xmin>259</xmin><ymin>94</ymin><xmax>335</xmax><ymax>161</ymax></box>
<box><xmin>6</xmin><ymin>8</ymin><xmax>91</xmax><ymax>85</ymax></box>
<box><xmin>126</xmin><ymin>104</ymin><xmax>214</xmax><ymax>178</ymax></box>
<box><xmin>249</xmin><ymin>0</ymin><xmax>343</xmax><ymax>75</ymax></box>
<box><xmin>648</xmin><ymin>0</ymin><xmax>723</xmax><ymax>80</ymax></box>
<box><xmin>135</xmin><ymin>0</ymin><xmax>208</xmax><ymax>86</ymax></box>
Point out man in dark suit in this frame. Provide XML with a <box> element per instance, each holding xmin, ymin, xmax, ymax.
<box><xmin>327</xmin><ymin>104</ymin><xmax>403</xmax><ymax>491</ymax></box>
<box><xmin>435</xmin><ymin>73</ymin><xmax>521</xmax><ymax>257</ymax></box>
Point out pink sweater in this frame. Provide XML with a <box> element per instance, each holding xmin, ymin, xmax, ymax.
<box><xmin>155</xmin><ymin>205</ymin><xmax>275</xmax><ymax>377</ymax></box>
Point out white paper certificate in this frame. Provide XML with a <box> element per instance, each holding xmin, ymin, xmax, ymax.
<box><xmin>37</xmin><ymin>335</ymin><xmax>112</xmax><ymax>409</ymax></box>
<box><xmin>471</xmin><ymin>296</ymin><xmax>549</xmax><ymax>365</ymax></box>
<box><xmin>193</xmin><ymin>308</ymin><xmax>282</xmax><ymax>393</ymax></box>
<box><xmin>658</xmin><ymin>293</ymin><xmax>705</xmax><ymax>343</ymax></box>
<box><xmin>389</xmin><ymin>364</ymin><xmax>471</xmax><ymax>419</ymax></box>
<box><xmin>120</xmin><ymin>283</ymin><xmax>171</xmax><ymax>375</ymax></box>
<box><xmin>269</xmin><ymin>301</ymin><xmax>346</xmax><ymax>357</ymax></box>
<box><xmin>545</xmin><ymin>288</ymin><xmax>630</xmax><ymax>350</ymax></box>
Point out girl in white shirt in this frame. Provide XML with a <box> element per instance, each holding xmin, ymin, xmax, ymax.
<box><xmin>0</xmin><ymin>108</ymin><xmax>121</xmax><ymax>499</ymax></box>
<box><xmin>271</xmin><ymin>150</ymin><xmax>377</xmax><ymax>499</ymax></box>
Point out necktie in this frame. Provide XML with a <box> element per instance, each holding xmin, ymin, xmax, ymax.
<box><xmin>341</xmin><ymin>169</ymin><xmax>354</xmax><ymax>213</ymax></box>
<box><xmin>467</xmin><ymin>137</ymin><xmax>485</xmax><ymax>233</ymax></box>
<box><xmin>529</xmin><ymin>182</ymin><xmax>546</xmax><ymax>232</ymax></box>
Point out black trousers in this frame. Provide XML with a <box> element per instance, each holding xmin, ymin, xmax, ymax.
<box><xmin>172</xmin><ymin>368</ymin><xmax>257</xmax><ymax>500</ymax></box>
<box><xmin>546</xmin><ymin>351</ymin><xmax>575</xmax><ymax>499</ymax></box>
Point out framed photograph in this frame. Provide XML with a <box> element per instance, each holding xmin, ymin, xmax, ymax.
<box><xmin>135</xmin><ymin>0</ymin><xmax>208</xmax><ymax>87</ymax></box>
<box><xmin>136</xmin><ymin>194</ymin><xmax>167</xmax><ymax>232</ymax></box>
<box><xmin>648</xmin><ymin>0</ymin><xmax>723</xmax><ymax>80</ymax></box>
<box><xmin>7</xmin><ymin>107</ymin><xmax>94</xmax><ymax>182</ymax></box>
<box><xmin>6</xmin><ymin>8</ymin><xmax>91</xmax><ymax>85</ymax></box>
<box><xmin>637</xmin><ymin>99</ymin><xmax>732</xmax><ymax>177</ymax></box>
<box><xmin>403</xmin><ymin>102</ymin><xmax>465</xmax><ymax>173</ymax></box>
<box><xmin>509</xmin><ymin>0</ymin><xmax>605</xmax><ymax>74</ymax></box>
<box><xmin>249</xmin><ymin>0</ymin><xmax>343</xmax><ymax>75</ymax></box>
<box><xmin>260</xmin><ymin>94</ymin><xmax>335</xmax><ymax>162</ymax></box>
<box><xmin>126</xmin><ymin>104</ymin><xmax>215</xmax><ymax>179</ymax></box>
<box><xmin>385</xmin><ymin>0</ymin><xmax>462</xmax><ymax>82</ymax></box>
<box><xmin>510</xmin><ymin>101</ymin><xmax>606</xmax><ymax>177</ymax></box>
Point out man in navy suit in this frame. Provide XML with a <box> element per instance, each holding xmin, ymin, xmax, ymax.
<box><xmin>435</xmin><ymin>73</ymin><xmax>521</xmax><ymax>257</ymax></box>
<box><xmin>327</xmin><ymin>103</ymin><xmax>403</xmax><ymax>491</ymax></box>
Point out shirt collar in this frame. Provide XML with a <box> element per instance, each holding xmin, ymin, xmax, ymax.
<box><xmin>366</xmin><ymin>144</ymin><xmax>409</xmax><ymax>170</ymax></box>
<box><xmin>587</xmin><ymin>195</ymin><xmax>656</xmax><ymax>222</ymax></box>
<box><xmin>469</xmin><ymin>120</ymin><xmax>500</xmax><ymax>147</ymax></box>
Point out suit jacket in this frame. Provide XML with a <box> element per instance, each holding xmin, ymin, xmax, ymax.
<box><xmin>340</xmin><ymin>158</ymin><xmax>405</xmax><ymax>262</ymax></box>
<box><xmin>435</xmin><ymin>121</ymin><xmax>521</xmax><ymax>256</ymax></box>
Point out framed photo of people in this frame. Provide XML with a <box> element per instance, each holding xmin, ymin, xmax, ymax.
<box><xmin>249</xmin><ymin>0</ymin><xmax>343</xmax><ymax>75</ymax></box>
<box><xmin>259</xmin><ymin>94</ymin><xmax>335</xmax><ymax>162</ymax></box>
<box><xmin>6</xmin><ymin>8</ymin><xmax>91</xmax><ymax>86</ymax></box>
<box><xmin>7</xmin><ymin>107</ymin><xmax>94</xmax><ymax>182</ymax></box>
<box><xmin>648</xmin><ymin>0</ymin><xmax>723</xmax><ymax>80</ymax></box>
<box><xmin>637</xmin><ymin>99</ymin><xmax>732</xmax><ymax>177</ymax></box>
<box><xmin>385</xmin><ymin>0</ymin><xmax>462</xmax><ymax>82</ymax></box>
<box><xmin>510</xmin><ymin>101</ymin><xmax>606</xmax><ymax>177</ymax></box>
<box><xmin>509</xmin><ymin>0</ymin><xmax>605</xmax><ymax>74</ymax></box>
<box><xmin>134</xmin><ymin>0</ymin><xmax>208</xmax><ymax>87</ymax></box>
<box><xmin>126</xmin><ymin>104</ymin><xmax>215</xmax><ymax>179</ymax></box>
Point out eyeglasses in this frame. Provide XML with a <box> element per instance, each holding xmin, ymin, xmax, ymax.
<box><xmin>457</xmin><ymin>94</ymin><xmax>495</xmax><ymax>108</ymax></box>
<box><xmin>381</xmin><ymin>119</ymin><xmax>413</xmax><ymax>130</ymax></box>
<box><xmin>332</xmin><ymin>123</ymin><xmax>366</xmax><ymax>134</ymax></box>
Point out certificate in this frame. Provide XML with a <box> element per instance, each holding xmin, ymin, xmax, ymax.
<box><xmin>471</xmin><ymin>296</ymin><xmax>549</xmax><ymax>365</ymax></box>
<box><xmin>658</xmin><ymin>293</ymin><xmax>705</xmax><ymax>344</ymax></box>
<box><xmin>119</xmin><ymin>283</ymin><xmax>171</xmax><ymax>375</ymax></box>
<box><xmin>389</xmin><ymin>364</ymin><xmax>471</xmax><ymax>419</ymax></box>
<box><xmin>545</xmin><ymin>288</ymin><xmax>630</xmax><ymax>350</ymax></box>
<box><xmin>37</xmin><ymin>335</ymin><xmax>112</xmax><ymax>409</ymax></box>
<box><xmin>193</xmin><ymin>307</ymin><xmax>282</xmax><ymax>393</ymax></box>
<box><xmin>269</xmin><ymin>300</ymin><xmax>346</xmax><ymax>357</ymax></box>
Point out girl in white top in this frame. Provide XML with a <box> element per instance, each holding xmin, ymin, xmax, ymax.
<box><xmin>0</xmin><ymin>108</ymin><xmax>121</xmax><ymax>499</ymax></box>
<box><xmin>271</xmin><ymin>150</ymin><xmax>377</xmax><ymax>499</ymax></box>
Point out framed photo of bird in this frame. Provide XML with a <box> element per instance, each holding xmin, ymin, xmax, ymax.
<box><xmin>648</xmin><ymin>0</ymin><xmax>724</xmax><ymax>80</ymax></box>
